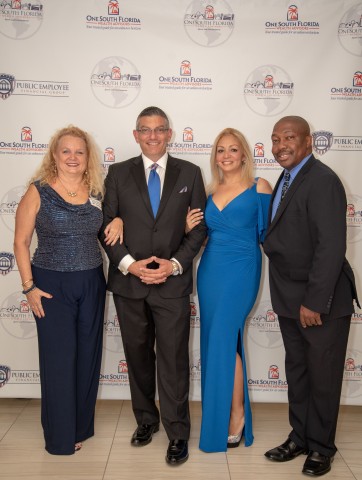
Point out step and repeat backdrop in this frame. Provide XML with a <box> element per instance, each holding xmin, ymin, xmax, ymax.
<box><xmin>1</xmin><ymin>0</ymin><xmax>361</xmax><ymax>404</ymax></box>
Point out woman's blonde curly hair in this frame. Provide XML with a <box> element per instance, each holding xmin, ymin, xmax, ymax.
<box><xmin>31</xmin><ymin>125</ymin><xmax>104</xmax><ymax>199</ymax></box>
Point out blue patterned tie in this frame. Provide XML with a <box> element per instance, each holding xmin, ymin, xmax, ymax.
<box><xmin>280</xmin><ymin>171</ymin><xmax>291</xmax><ymax>204</ymax></box>
<box><xmin>148</xmin><ymin>163</ymin><xmax>160</xmax><ymax>217</ymax></box>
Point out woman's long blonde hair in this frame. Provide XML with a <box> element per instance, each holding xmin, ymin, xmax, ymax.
<box><xmin>207</xmin><ymin>128</ymin><xmax>255</xmax><ymax>195</ymax></box>
<box><xmin>31</xmin><ymin>125</ymin><xmax>104</xmax><ymax>199</ymax></box>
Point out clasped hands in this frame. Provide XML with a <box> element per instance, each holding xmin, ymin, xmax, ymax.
<box><xmin>300</xmin><ymin>305</ymin><xmax>322</xmax><ymax>328</ymax></box>
<box><xmin>128</xmin><ymin>256</ymin><xmax>173</xmax><ymax>284</ymax></box>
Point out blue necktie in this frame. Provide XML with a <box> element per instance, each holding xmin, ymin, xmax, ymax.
<box><xmin>148</xmin><ymin>163</ymin><xmax>160</xmax><ymax>217</ymax></box>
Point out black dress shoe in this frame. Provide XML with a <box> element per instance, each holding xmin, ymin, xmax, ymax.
<box><xmin>130</xmin><ymin>424</ymin><xmax>159</xmax><ymax>447</ymax></box>
<box><xmin>265</xmin><ymin>438</ymin><xmax>306</xmax><ymax>462</ymax></box>
<box><xmin>166</xmin><ymin>439</ymin><xmax>189</xmax><ymax>465</ymax></box>
<box><xmin>302</xmin><ymin>451</ymin><xmax>334</xmax><ymax>476</ymax></box>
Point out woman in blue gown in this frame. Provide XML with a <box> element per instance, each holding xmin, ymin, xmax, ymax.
<box><xmin>187</xmin><ymin>128</ymin><xmax>272</xmax><ymax>453</ymax></box>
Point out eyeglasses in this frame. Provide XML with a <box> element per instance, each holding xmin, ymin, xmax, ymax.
<box><xmin>136</xmin><ymin>127</ymin><xmax>169</xmax><ymax>136</ymax></box>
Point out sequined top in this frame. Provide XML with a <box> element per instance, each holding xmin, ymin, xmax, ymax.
<box><xmin>32</xmin><ymin>181</ymin><xmax>103</xmax><ymax>272</ymax></box>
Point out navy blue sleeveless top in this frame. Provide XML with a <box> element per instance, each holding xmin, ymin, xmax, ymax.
<box><xmin>32</xmin><ymin>181</ymin><xmax>103</xmax><ymax>271</ymax></box>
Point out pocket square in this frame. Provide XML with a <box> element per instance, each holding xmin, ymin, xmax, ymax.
<box><xmin>179</xmin><ymin>186</ymin><xmax>188</xmax><ymax>193</ymax></box>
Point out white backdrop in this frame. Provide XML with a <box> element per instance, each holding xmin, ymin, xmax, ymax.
<box><xmin>1</xmin><ymin>0</ymin><xmax>361</xmax><ymax>405</ymax></box>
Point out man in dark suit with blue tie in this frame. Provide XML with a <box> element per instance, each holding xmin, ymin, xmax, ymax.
<box><xmin>100</xmin><ymin>106</ymin><xmax>206</xmax><ymax>465</ymax></box>
<box><xmin>263</xmin><ymin>116</ymin><xmax>359</xmax><ymax>476</ymax></box>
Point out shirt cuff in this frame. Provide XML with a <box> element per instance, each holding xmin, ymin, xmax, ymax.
<box><xmin>119</xmin><ymin>254</ymin><xmax>135</xmax><ymax>275</ymax></box>
<box><xmin>171</xmin><ymin>257</ymin><xmax>183</xmax><ymax>275</ymax></box>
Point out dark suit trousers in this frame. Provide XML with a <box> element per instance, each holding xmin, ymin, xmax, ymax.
<box><xmin>278</xmin><ymin>314</ymin><xmax>351</xmax><ymax>457</ymax></box>
<box><xmin>113</xmin><ymin>289</ymin><xmax>191</xmax><ymax>440</ymax></box>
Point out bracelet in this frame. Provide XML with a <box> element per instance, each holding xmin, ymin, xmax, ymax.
<box><xmin>22</xmin><ymin>284</ymin><xmax>37</xmax><ymax>295</ymax></box>
<box><xmin>21</xmin><ymin>278</ymin><xmax>33</xmax><ymax>288</ymax></box>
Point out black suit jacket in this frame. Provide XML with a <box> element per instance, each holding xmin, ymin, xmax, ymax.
<box><xmin>100</xmin><ymin>154</ymin><xmax>207</xmax><ymax>299</ymax></box>
<box><xmin>263</xmin><ymin>155</ymin><xmax>359</xmax><ymax>320</ymax></box>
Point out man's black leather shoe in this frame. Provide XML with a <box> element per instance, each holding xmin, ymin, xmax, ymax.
<box><xmin>302</xmin><ymin>451</ymin><xmax>334</xmax><ymax>476</ymax></box>
<box><xmin>166</xmin><ymin>439</ymin><xmax>189</xmax><ymax>465</ymax></box>
<box><xmin>130</xmin><ymin>424</ymin><xmax>159</xmax><ymax>447</ymax></box>
<box><xmin>265</xmin><ymin>438</ymin><xmax>306</xmax><ymax>462</ymax></box>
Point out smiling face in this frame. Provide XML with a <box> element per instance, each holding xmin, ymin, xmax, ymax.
<box><xmin>53</xmin><ymin>135</ymin><xmax>88</xmax><ymax>178</ymax></box>
<box><xmin>133</xmin><ymin>114</ymin><xmax>172</xmax><ymax>162</ymax></box>
<box><xmin>215</xmin><ymin>134</ymin><xmax>245</xmax><ymax>174</ymax></box>
<box><xmin>271</xmin><ymin>117</ymin><xmax>312</xmax><ymax>170</ymax></box>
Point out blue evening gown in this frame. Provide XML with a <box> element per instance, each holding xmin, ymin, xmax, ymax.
<box><xmin>197</xmin><ymin>180</ymin><xmax>271</xmax><ymax>452</ymax></box>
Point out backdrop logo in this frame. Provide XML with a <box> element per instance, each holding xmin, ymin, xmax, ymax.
<box><xmin>244</xmin><ymin>65</ymin><xmax>294</xmax><ymax>116</ymax></box>
<box><xmin>0</xmin><ymin>1</ymin><xmax>43</xmax><ymax>40</ymax></box>
<box><xmin>338</xmin><ymin>6</ymin><xmax>362</xmax><ymax>56</ymax></box>
<box><xmin>109</xmin><ymin>0</ymin><xmax>119</xmax><ymax>15</ymax></box>
<box><xmin>21</xmin><ymin>126</ymin><xmax>32</xmax><ymax>141</ymax></box>
<box><xmin>118</xmin><ymin>359</ymin><xmax>128</xmax><ymax>373</ymax></box>
<box><xmin>104</xmin><ymin>147</ymin><xmax>115</xmax><ymax>163</ymax></box>
<box><xmin>99</xmin><ymin>359</ymin><xmax>129</xmax><ymax>386</ymax></box>
<box><xmin>183</xmin><ymin>127</ymin><xmax>193</xmax><ymax>142</ymax></box>
<box><xmin>0</xmin><ymin>365</ymin><xmax>11</xmax><ymax>388</ymax></box>
<box><xmin>159</xmin><ymin>61</ymin><xmax>212</xmax><ymax>91</ymax></box>
<box><xmin>91</xmin><ymin>56</ymin><xmax>141</xmax><ymax>108</ymax></box>
<box><xmin>268</xmin><ymin>364</ymin><xmax>279</xmax><ymax>379</ymax></box>
<box><xmin>254</xmin><ymin>143</ymin><xmax>264</xmax><ymax>157</ymax></box>
<box><xmin>248</xmin><ymin>365</ymin><xmax>288</xmax><ymax>392</ymax></box>
<box><xmin>85</xmin><ymin>0</ymin><xmax>141</xmax><ymax>31</ymax></box>
<box><xmin>330</xmin><ymin>71</ymin><xmax>362</xmax><ymax>101</ymax></box>
<box><xmin>253</xmin><ymin>141</ymin><xmax>280</xmax><ymax>170</ymax></box>
<box><xmin>190</xmin><ymin>301</ymin><xmax>200</xmax><ymax>328</ymax></box>
<box><xmin>0</xmin><ymin>74</ymin><xmax>15</xmax><ymax>99</ymax></box>
<box><xmin>287</xmin><ymin>4</ymin><xmax>298</xmax><ymax>21</ymax></box>
<box><xmin>346</xmin><ymin>194</ymin><xmax>362</xmax><ymax>244</ymax></box>
<box><xmin>312</xmin><ymin>131</ymin><xmax>333</xmax><ymax>155</ymax></box>
<box><xmin>184</xmin><ymin>0</ymin><xmax>235</xmax><ymax>47</ymax></box>
<box><xmin>167</xmin><ymin>127</ymin><xmax>212</xmax><ymax>156</ymax></box>
<box><xmin>0</xmin><ymin>252</ymin><xmax>15</xmax><ymax>275</ymax></box>
<box><xmin>0</xmin><ymin>127</ymin><xmax>48</xmax><ymax>155</ymax></box>
<box><xmin>6</xmin><ymin>369</ymin><xmax>40</xmax><ymax>384</ymax></box>
<box><xmin>312</xmin><ymin>130</ymin><xmax>362</xmax><ymax>154</ymax></box>
<box><xmin>0</xmin><ymin>186</ymin><xmax>24</xmax><ymax>233</ymax></box>
<box><xmin>342</xmin><ymin>349</ymin><xmax>362</xmax><ymax>398</ymax></box>
<box><xmin>180</xmin><ymin>60</ymin><xmax>191</xmax><ymax>76</ymax></box>
<box><xmin>190</xmin><ymin>349</ymin><xmax>201</xmax><ymax>386</ymax></box>
<box><xmin>0</xmin><ymin>291</ymin><xmax>37</xmax><ymax>339</ymax></box>
<box><xmin>103</xmin><ymin>293</ymin><xmax>123</xmax><ymax>352</ymax></box>
<box><xmin>246</xmin><ymin>301</ymin><xmax>283</xmax><ymax>349</ymax></box>
<box><xmin>265</xmin><ymin>3</ymin><xmax>320</xmax><ymax>35</ymax></box>
<box><xmin>0</xmin><ymin>72</ymin><xmax>69</xmax><ymax>99</ymax></box>
<box><xmin>352</xmin><ymin>312</ymin><xmax>362</xmax><ymax>324</ymax></box>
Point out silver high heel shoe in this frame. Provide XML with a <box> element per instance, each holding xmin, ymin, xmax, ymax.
<box><xmin>227</xmin><ymin>427</ymin><xmax>244</xmax><ymax>448</ymax></box>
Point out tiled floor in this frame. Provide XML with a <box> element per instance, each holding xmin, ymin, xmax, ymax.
<box><xmin>0</xmin><ymin>399</ymin><xmax>361</xmax><ymax>479</ymax></box>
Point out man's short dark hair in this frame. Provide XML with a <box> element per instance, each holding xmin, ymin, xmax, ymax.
<box><xmin>136</xmin><ymin>106</ymin><xmax>169</xmax><ymax>129</ymax></box>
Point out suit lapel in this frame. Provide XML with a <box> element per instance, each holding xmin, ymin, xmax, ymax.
<box><xmin>267</xmin><ymin>155</ymin><xmax>317</xmax><ymax>234</ymax></box>
<box><xmin>130</xmin><ymin>155</ymin><xmax>154</xmax><ymax>219</ymax></box>
<box><xmin>267</xmin><ymin>172</ymin><xmax>283</xmax><ymax>225</ymax></box>
<box><xmin>155</xmin><ymin>155</ymin><xmax>180</xmax><ymax>220</ymax></box>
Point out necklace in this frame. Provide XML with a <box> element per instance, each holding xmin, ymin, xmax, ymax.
<box><xmin>57</xmin><ymin>177</ymin><xmax>81</xmax><ymax>197</ymax></box>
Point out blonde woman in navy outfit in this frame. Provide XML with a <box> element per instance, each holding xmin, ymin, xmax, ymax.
<box><xmin>14</xmin><ymin>126</ymin><xmax>122</xmax><ymax>455</ymax></box>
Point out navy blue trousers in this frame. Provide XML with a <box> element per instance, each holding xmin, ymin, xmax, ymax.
<box><xmin>32</xmin><ymin>265</ymin><xmax>106</xmax><ymax>455</ymax></box>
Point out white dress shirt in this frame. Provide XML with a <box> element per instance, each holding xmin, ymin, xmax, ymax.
<box><xmin>118</xmin><ymin>153</ymin><xmax>182</xmax><ymax>275</ymax></box>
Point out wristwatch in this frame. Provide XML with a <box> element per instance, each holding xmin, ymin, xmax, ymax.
<box><xmin>170</xmin><ymin>259</ymin><xmax>180</xmax><ymax>276</ymax></box>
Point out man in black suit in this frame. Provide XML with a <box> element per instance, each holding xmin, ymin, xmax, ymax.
<box><xmin>100</xmin><ymin>106</ymin><xmax>206</xmax><ymax>465</ymax></box>
<box><xmin>263</xmin><ymin>116</ymin><xmax>359</xmax><ymax>476</ymax></box>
